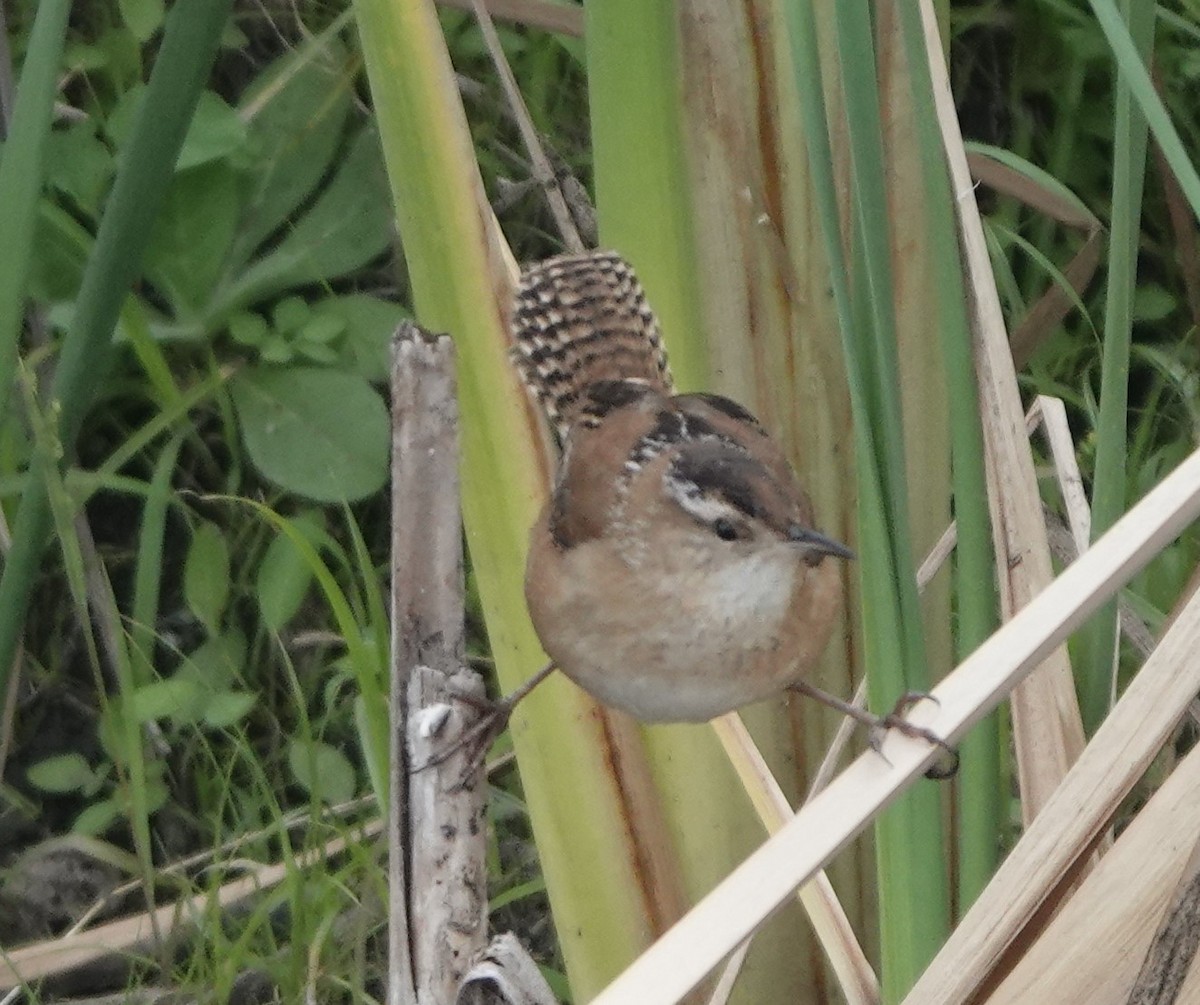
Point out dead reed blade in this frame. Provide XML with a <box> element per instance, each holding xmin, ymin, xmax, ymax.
<box><xmin>589</xmin><ymin>444</ymin><xmax>1200</xmax><ymax>1005</ymax></box>
<box><xmin>979</xmin><ymin>742</ymin><xmax>1200</xmax><ymax>1004</ymax></box>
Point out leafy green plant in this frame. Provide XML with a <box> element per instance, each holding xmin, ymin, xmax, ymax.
<box><xmin>4</xmin><ymin>0</ymin><xmax>1199</xmax><ymax>1001</ymax></box>
<box><xmin>27</xmin><ymin>31</ymin><xmax>402</xmax><ymax>504</ymax></box>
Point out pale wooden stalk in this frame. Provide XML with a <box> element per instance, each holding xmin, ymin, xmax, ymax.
<box><xmin>1125</xmin><ymin>835</ymin><xmax>1200</xmax><ymax>1003</ymax></box>
<box><xmin>704</xmin><ymin>939</ymin><xmax>752</xmax><ymax>1005</ymax></box>
<box><xmin>907</xmin><ymin>566</ymin><xmax>1200</xmax><ymax>1003</ymax></box>
<box><xmin>709</xmin><ymin>713</ymin><xmax>880</xmax><ymax>1005</ymax></box>
<box><xmin>589</xmin><ymin>445</ymin><xmax>1200</xmax><ymax>1005</ymax></box>
<box><xmin>1027</xmin><ymin>397</ymin><xmax>1092</xmax><ymax>554</ymax></box>
<box><xmin>390</xmin><ymin>327</ymin><xmax>488</xmax><ymax>1003</ymax></box>
<box><xmin>917</xmin><ymin>0</ymin><xmax>1086</xmax><ymax>822</ymax></box>
<box><xmin>977</xmin><ymin>740</ymin><xmax>1200</xmax><ymax>1004</ymax></box>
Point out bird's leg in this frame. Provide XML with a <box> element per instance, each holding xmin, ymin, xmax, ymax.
<box><xmin>787</xmin><ymin>680</ymin><xmax>958</xmax><ymax>779</ymax></box>
<box><xmin>417</xmin><ymin>661</ymin><xmax>559</xmax><ymax>777</ymax></box>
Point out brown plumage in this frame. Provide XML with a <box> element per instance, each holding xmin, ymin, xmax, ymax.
<box><xmin>512</xmin><ymin>251</ymin><xmax>851</xmax><ymax>722</ymax></box>
<box><xmin>511</xmin><ymin>251</ymin><xmax>673</xmax><ymax>437</ymax></box>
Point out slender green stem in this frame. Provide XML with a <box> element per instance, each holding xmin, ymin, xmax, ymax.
<box><xmin>1088</xmin><ymin>0</ymin><xmax>1200</xmax><ymax>219</ymax></box>
<box><xmin>787</xmin><ymin>2</ymin><xmax>949</xmax><ymax>996</ymax></box>
<box><xmin>1078</xmin><ymin>0</ymin><xmax>1156</xmax><ymax>733</ymax></box>
<box><xmin>586</xmin><ymin>0</ymin><xmax>706</xmax><ymax>390</ymax></box>
<box><xmin>895</xmin><ymin>3</ymin><xmax>998</xmax><ymax>913</ymax></box>
<box><xmin>0</xmin><ymin>0</ymin><xmax>71</xmax><ymax>428</ymax></box>
<box><xmin>836</xmin><ymin>3</ymin><xmax>948</xmax><ymax>996</ymax></box>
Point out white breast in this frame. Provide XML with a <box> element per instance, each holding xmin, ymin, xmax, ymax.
<box><xmin>692</xmin><ymin>547</ymin><xmax>798</xmax><ymax>647</ymax></box>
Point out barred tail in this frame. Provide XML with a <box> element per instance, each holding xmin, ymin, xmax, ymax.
<box><xmin>511</xmin><ymin>251</ymin><xmax>673</xmax><ymax>437</ymax></box>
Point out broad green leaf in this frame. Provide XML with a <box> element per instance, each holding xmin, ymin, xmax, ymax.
<box><xmin>229</xmin><ymin>311</ymin><xmax>268</xmax><ymax>346</ymax></box>
<box><xmin>176</xmin><ymin>90</ymin><xmax>248</xmax><ymax>170</ymax></box>
<box><xmin>28</xmin><ymin>201</ymin><xmax>93</xmax><ymax>302</ymax></box>
<box><xmin>45</xmin><ymin>122</ymin><xmax>115</xmax><ymax>215</ymax></box>
<box><xmin>129</xmin><ymin>676</ymin><xmax>204</xmax><ymax>724</ymax></box>
<box><xmin>102</xmin><ymin>81</ymin><xmax>146</xmax><ymax>146</ymax></box>
<box><xmin>261</xmin><ymin>334</ymin><xmax>293</xmax><ymax>363</ymax></box>
<box><xmin>220</xmin><ymin>22</ymin><xmax>248</xmax><ymax>48</ymax></box>
<box><xmin>294</xmin><ymin>341</ymin><xmax>338</xmax><ymax>364</ymax></box>
<box><xmin>74</xmin><ymin>799</ymin><xmax>122</xmax><ymax>836</ymax></box>
<box><xmin>230</xmin><ymin>365</ymin><xmax>389</xmax><ymax>502</ymax></box>
<box><xmin>27</xmin><ymin>753</ymin><xmax>97</xmax><ymax>794</ymax></box>
<box><xmin>288</xmin><ymin>739</ymin><xmax>356</xmax><ymax>805</ymax></box>
<box><xmin>272</xmin><ymin>295</ymin><xmax>309</xmax><ymax>333</ymax></box>
<box><xmin>97</xmin><ymin>701</ymin><xmax>130</xmax><ymax>765</ymax></box>
<box><xmin>300</xmin><ymin>313</ymin><xmax>345</xmax><ymax>344</ymax></box>
<box><xmin>184</xmin><ymin>520</ymin><xmax>231</xmax><ymax>629</ymax></box>
<box><xmin>236</xmin><ymin>39</ymin><xmax>353</xmax><ymax>257</ymax></box>
<box><xmin>62</xmin><ymin>40</ymin><xmax>111</xmax><ymax>73</ymax></box>
<box><xmin>96</xmin><ymin>24</ymin><xmax>142</xmax><ymax>84</ymax></box>
<box><xmin>1133</xmin><ymin>283</ymin><xmax>1177</xmax><ymax>322</ymax></box>
<box><xmin>108</xmin><ymin>88</ymin><xmax>247</xmax><ymax>172</ymax></box>
<box><xmin>143</xmin><ymin>161</ymin><xmax>239</xmax><ymax>317</ymax></box>
<box><xmin>119</xmin><ymin>0</ymin><xmax>165</xmax><ymax>42</ymax></box>
<box><xmin>178</xmin><ymin>627</ymin><xmax>247</xmax><ymax>691</ymax></box>
<box><xmin>201</xmin><ymin>690</ymin><xmax>257</xmax><ymax>729</ymax></box>
<box><xmin>312</xmin><ymin>294</ymin><xmax>406</xmax><ymax>382</ymax></box>
<box><xmin>256</xmin><ymin>509</ymin><xmax>326</xmax><ymax>631</ymax></box>
<box><xmin>220</xmin><ymin>128</ymin><xmax>393</xmax><ymax>308</ymax></box>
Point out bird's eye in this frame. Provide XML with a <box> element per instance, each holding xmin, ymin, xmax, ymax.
<box><xmin>712</xmin><ymin>518</ymin><xmax>741</xmax><ymax>541</ymax></box>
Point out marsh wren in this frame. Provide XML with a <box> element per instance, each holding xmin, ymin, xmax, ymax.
<box><xmin>513</xmin><ymin>251</ymin><xmax>852</xmax><ymax>722</ymax></box>
<box><xmin>428</xmin><ymin>251</ymin><xmax>953</xmax><ymax>776</ymax></box>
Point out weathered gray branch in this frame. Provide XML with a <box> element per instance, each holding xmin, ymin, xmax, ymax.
<box><xmin>390</xmin><ymin>323</ymin><xmax>489</xmax><ymax>1005</ymax></box>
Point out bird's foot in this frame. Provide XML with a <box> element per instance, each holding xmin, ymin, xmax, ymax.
<box><xmin>415</xmin><ymin>662</ymin><xmax>558</xmax><ymax>787</ymax></box>
<box><xmin>788</xmin><ymin>680</ymin><xmax>958</xmax><ymax>780</ymax></box>
<box><xmin>866</xmin><ymin>691</ymin><xmax>958</xmax><ymax>780</ymax></box>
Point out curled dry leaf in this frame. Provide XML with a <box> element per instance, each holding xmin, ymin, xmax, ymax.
<box><xmin>457</xmin><ymin>933</ymin><xmax>559</xmax><ymax>1005</ymax></box>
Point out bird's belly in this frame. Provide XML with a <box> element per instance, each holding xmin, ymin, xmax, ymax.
<box><xmin>530</xmin><ymin>545</ymin><xmax>819</xmax><ymax>722</ymax></box>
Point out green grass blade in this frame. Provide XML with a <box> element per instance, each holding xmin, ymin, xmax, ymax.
<box><xmin>0</xmin><ymin>0</ymin><xmax>71</xmax><ymax>422</ymax></box>
<box><xmin>896</xmin><ymin>3</ymin><xmax>999</xmax><ymax>912</ymax></box>
<box><xmin>1078</xmin><ymin>0</ymin><xmax>1156</xmax><ymax>732</ymax></box>
<box><xmin>0</xmin><ymin>0</ymin><xmax>233</xmax><ymax>725</ymax></box>
<box><xmin>130</xmin><ymin>433</ymin><xmax>186</xmax><ymax>689</ymax></box>
<box><xmin>786</xmin><ymin>0</ymin><xmax>952</xmax><ymax>993</ymax></box>
<box><xmin>833</xmin><ymin>1</ymin><xmax>949</xmax><ymax>995</ymax></box>
<box><xmin>234</xmin><ymin>499</ymin><xmax>389</xmax><ymax>806</ymax></box>
<box><xmin>31</xmin><ymin>383</ymin><xmax>160</xmax><ymax>923</ymax></box>
<box><xmin>1088</xmin><ymin>0</ymin><xmax>1200</xmax><ymax>219</ymax></box>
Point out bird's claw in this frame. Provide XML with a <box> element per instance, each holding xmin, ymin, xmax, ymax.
<box><xmin>868</xmin><ymin>691</ymin><xmax>958</xmax><ymax>780</ymax></box>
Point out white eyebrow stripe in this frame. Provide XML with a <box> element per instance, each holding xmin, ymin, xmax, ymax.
<box><xmin>663</xmin><ymin>471</ymin><xmax>743</xmax><ymax>524</ymax></box>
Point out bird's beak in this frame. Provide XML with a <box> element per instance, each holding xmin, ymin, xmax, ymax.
<box><xmin>786</xmin><ymin>524</ymin><xmax>855</xmax><ymax>561</ymax></box>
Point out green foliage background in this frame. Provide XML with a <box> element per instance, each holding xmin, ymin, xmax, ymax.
<box><xmin>0</xmin><ymin>1</ymin><xmax>1197</xmax><ymax>1002</ymax></box>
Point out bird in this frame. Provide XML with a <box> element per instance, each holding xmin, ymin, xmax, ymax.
<box><xmin>429</xmin><ymin>250</ymin><xmax>953</xmax><ymax>776</ymax></box>
<box><xmin>511</xmin><ymin>250</ymin><xmax>853</xmax><ymax>723</ymax></box>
